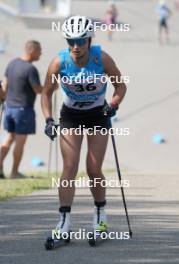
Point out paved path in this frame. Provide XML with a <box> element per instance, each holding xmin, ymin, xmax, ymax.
<box><xmin>0</xmin><ymin>171</ymin><xmax>179</xmax><ymax>264</ymax></box>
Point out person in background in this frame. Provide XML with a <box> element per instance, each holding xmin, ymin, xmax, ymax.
<box><xmin>0</xmin><ymin>40</ymin><xmax>43</xmax><ymax>179</ymax></box>
<box><xmin>104</xmin><ymin>0</ymin><xmax>118</xmax><ymax>41</ymax></box>
<box><xmin>156</xmin><ymin>0</ymin><xmax>172</xmax><ymax>44</ymax></box>
<box><xmin>174</xmin><ymin>0</ymin><xmax>179</xmax><ymax>10</ymax></box>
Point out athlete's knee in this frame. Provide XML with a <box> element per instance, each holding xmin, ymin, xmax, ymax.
<box><xmin>87</xmin><ymin>166</ymin><xmax>103</xmax><ymax>179</ymax></box>
<box><xmin>63</xmin><ymin>163</ymin><xmax>78</xmax><ymax>176</ymax></box>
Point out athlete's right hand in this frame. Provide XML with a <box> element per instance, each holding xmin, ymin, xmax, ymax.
<box><xmin>103</xmin><ymin>103</ymin><xmax>118</xmax><ymax>118</ymax></box>
<box><xmin>44</xmin><ymin>117</ymin><xmax>58</xmax><ymax>141</ymax></box>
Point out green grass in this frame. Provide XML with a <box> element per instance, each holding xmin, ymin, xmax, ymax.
<box><xmin>0</xmin><ymin>172</ymin><xmax>51</xmax><ymax>201</ymax></box>
<box><xmin>0</xmin><ymin>171</ymin><xmax>89</xmax><ymax>201</ymax></box>
<box><xmin>0</xmin><ymin>169</ymin><xmax>119</xmax><ymax>201</ymax></box>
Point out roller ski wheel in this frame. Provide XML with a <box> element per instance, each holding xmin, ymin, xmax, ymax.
<box><xmin>44</xmin><ymin>232</ymin><xmax>71</xmax><ymax>250</ymax></box>
<box><xmin>88</xmin><ymin>230</ymin><xmax>108</xmax><ymax>247</ymax></box>
<box><xmin>45</xmin><ymin>237</ymin><xmax>55</xmax><ymax>250</ymax></box>
<box><xmin>88</xmin><ymin>233</ymin><xmax>97</xmax><ymax>247</ymax></box>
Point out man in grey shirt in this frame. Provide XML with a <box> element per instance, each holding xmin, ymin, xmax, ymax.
<box><xmin>0</xmin><ymin>40</ymin><xmax>43</xmax><ymax>179</ymax></box>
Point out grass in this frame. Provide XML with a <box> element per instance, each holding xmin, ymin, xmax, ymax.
<box><xmin>0</xmin><ymin>171</ymin><xmax>89</xmax><ymax>201</ymax></box>
<box><xmin>0</xmin><ymin>172</ymin><xmax>51</xmax><ymax>201</ymax></box>
<box><xmin>0</xmin><ymin>169</ymin><xmax>118</xmax><ymax>201</ymax></box>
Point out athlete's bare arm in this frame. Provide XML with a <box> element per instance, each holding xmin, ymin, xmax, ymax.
<box><xmin>41</xmin><ymin>57</ymin><xmax>60</xmax><ymax>119</ymax></box>
<box><xmin>102</xmin><ymin>50</ymin><xmax>127</xmax><ymax>106</ymax></box>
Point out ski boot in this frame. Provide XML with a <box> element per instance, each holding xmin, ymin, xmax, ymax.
<box><xmin>88</xmin><ymin>201</ymin><xmax>108</xmax><ymax>247</ymax></box>
<box><xmin>45</xmin><ymin>206</ymin><xmax>71</xmax><ymax>250</ymax></box>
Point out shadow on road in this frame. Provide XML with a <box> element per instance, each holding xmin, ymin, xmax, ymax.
<box><xmin>0</xmin><ymin>191</ymin><xmax>178</xmax><ymax>264</ymax></box>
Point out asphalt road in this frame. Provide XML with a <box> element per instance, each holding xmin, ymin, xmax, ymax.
<box><xmin>0</xmin><ymin>171</ymin><xmax>179</xmax><ymax>264</ymax></box>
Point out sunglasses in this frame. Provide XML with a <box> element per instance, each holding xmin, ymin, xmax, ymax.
<box><xmin>66</xmin><ymin>38</ymin><xmax>88</xmax><ymax>47</ymax></box>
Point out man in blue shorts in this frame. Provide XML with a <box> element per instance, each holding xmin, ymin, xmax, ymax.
<box><xmin>156</xmin><ymin>0</ymin><xmax>172</xmax><ymax>43</ymax></box>
<box><xmin>0</xmin><ymin>40</ymin><xmax>43</xmax><ymax>179</ymax></box>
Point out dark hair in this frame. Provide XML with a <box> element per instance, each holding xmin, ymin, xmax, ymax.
<box><xmin>25</xmin><ymin>40</ymin><xmax>40</xmax><ymax>52</ymax></box>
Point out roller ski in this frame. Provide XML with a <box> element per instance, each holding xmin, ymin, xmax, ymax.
<box><xmin>88</xmin><ymin>202</ymin><xmax>108</xmax><ymax>247</ymax></box>
<box><xmin>45</xmin><ymin>208</ymin><xmax>71</xmax><ymax>250</ymax></box>
<box><xmin>45</xmin><ymin>232</ymin><xmax>71</xmax><ymax>250</ymax></box>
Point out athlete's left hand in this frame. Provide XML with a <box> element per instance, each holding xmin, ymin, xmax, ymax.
<box><xmin>103</xmin><ymin>103</ymin><xmax>118</xmax><ymax>118</ymax></box>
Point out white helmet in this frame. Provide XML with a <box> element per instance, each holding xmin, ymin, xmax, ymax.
<box><xmin>62</xmin><ymin>16</ymin><xmax>94</xmax><ymax>39</ymax></box>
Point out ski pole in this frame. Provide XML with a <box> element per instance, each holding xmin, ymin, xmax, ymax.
<box><xmin>53</xmin><ymin>92</ymin><xmax>59</xmax><ymax>179</ymax></box>
<box><xmin>109</xmin><ymin>118</ymin><xmax>133</xmax><ymax>238</ymax></box>
<box><xmin>47</xmin><ymin>139</ymin><xmax>52</xmax><ymax>180</ymax></box>
<box><xmin>0</xmin><ymin>101</ymin><xmax>4</xmax><ymax>130</ymax></box>
<box><xmin>47</xmin><ymin>92</ymin><xmax>59</xmax><ymax>179</ymax></box>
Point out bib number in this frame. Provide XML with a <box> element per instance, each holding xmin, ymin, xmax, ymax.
<box><xmin>74</xmin><ymin>83</ymin><xmax>97</xmax><ymax>92</ymax></box>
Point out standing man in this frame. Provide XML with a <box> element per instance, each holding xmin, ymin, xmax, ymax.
<box><xmin>0</xmin><ymin>40</ymin><xmax>43</xmax><ymax>179</ymax></box>
<box><xmin>156</xmin><ymin>0</ymin><xmax>172</xmax><ymax>44</ymax></box>
<box><xmin>104</xmin><ymin>0</ymin><xmax>118</xmax><ymax>41</ymax></box>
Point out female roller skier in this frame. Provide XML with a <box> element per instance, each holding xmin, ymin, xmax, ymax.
<box><xmin>41</xmin><ymin>15</ymin><xmax>127</xmax><ymax>242</ymax></box>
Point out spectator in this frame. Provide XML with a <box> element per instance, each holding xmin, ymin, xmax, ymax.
<box><xmin>156</xmin><ymin>0</ymin><xmax>172</xmax><ymax>44</ymax></box>
<box><xmin>0</xmin><ymin>40</ymin><xmax>43</xmax><ymax>179</ymax></box>
<box><xmin>174</xmin><ymin>0</ymin><xmax>179</xmax><ymax>10</ymax></box>
<box><xmin>104</xmin><ymin>0</ymin><xmax>118</xmax><ymax>41</ymax></box>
